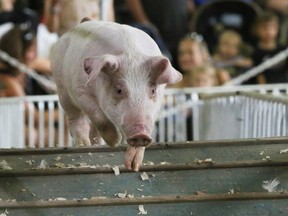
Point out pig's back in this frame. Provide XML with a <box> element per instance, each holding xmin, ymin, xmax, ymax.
<box><xmin>51</xmin><ymin>21</ymin><xmax>162</xmax><ymax>90</ymax></box>
<box><xmin>65</xmin><ymin>21</ymin><xmax>162</xmax><ymax>57</ymax></box>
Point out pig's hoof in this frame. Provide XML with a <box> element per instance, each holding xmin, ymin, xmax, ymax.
<box><xmin>91</xmin><ymin>136</ymin><xmax>105</xmax><ymax>145</ymax></box>
<box><xmin>124</xmin><ymin>146</ymin><xmax>145</xmax><ymax>171</ymax></box>
<box><xmin>74</xmin><ymin>137</ymin><xmax>91</xmax><ymax>146</ymax></box>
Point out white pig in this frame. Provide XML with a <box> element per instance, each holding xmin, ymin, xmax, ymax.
<box><xmin>50</xmin><ymin>18</ymin><xmax>182</xmax><ymax>171</ymax></box>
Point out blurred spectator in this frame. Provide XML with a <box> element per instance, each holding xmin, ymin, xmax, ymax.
<box><xmin>178</xmin><ymin>32</ymin><xmax>210</xmax><ymax>73</ymax></box>
<box><xmin>213</xmin><ymin>30</ymin><xmax>252</xmax><ymax>78</ymax></box>
<box><xmin>262</xmin><ymin>0</ymin><xmax>288</xmax><ymax>46</ymax></box>
<box><xmin>0</xmin><ymin>24</ymin><xmax>51</xmax><ymax>95</ymax></box>
<box><xmin>0</xmin><ymin>25</ymin><xmax>34</xmax><ymax>92</ymax></box>
<box><xmin>191</xmin><ymin>0</ymin><xmax>261</xmax><ymax>54</ymax></box>
<box><xmin>173</xmin><ymin>64</ymin><xmax>219</xmax><ymax>88</ymax></box>
<box><xmin>0</xmin><ymin>25</ymin><xmax>64</xmax><ymax>146</ymax></box>
<box><xmin>44</xmin><ymin>0</ymin><xmax>115</xmax><ymax>36</ymax></box>
<box><xmin>0</xmin><ymin>67</ymin><xmax>25</xmax><ymax>97</ymax></box>
<box><xmin>0</xmin><ymin>0</ymin><xmax>39</xmax><ymax>34</ymax></box>
<box><xmin>177</xmin><ymin>32</ymin><xmax>230</xmax><ymax>85</ymax></box>
<box><xmin>252</xmin><ymin>11</ymin><xmax>288</xmax><ymax>84</ymax></box>
<box><xmin>122</xmin><ymin>0</ymin><xmax>194</xmax><ymax>68</ymax></box>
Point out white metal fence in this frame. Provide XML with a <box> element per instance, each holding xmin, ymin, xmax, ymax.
<box><xmin>156</xmin><ymin>84</ymin><xmax>288</xmax><ymax>142</ymax></box>
<box><xmin>192</xmin><ymin>92</ymin><xmax>288</xmax><ymax>140</ymax></box>
<box><xmin>1</xmin><ymin>84</ymin><xmax>288</xmax><ymax>148</ymax></box>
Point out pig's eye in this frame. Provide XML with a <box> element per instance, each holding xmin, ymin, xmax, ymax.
<box><xmin>115</xmin><ymin>86</ymin><xmax>125</xmax><ymax>98</ymax></box>
<box><xmin>116</xmin><ymin>88</ymin><xmax>122</xmax><ymax>95</ymax></box>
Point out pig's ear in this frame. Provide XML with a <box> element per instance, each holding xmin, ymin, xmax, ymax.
<box><xmin>149</xmin><ymin>56</ymin><xmax>182</xmax><ymax>85</ymax></box>
<box><xmin>83</xmin><ymin>55</ymin><xmax>119</xmax><ymax>85</ymax></box>
<box><xmin>81</xmin><ymin>17</ymin><xmax>91</xmax><ymax>23</ymax></box>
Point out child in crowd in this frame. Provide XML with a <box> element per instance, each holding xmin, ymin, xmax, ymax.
<box><xmin>177</xmin><ymin>32</ymin><xmax>230</xmax><ymax>86</ymax></box>
<box><xmin>174</xmin><ymin>64</ymin><xmax>219</xmax><ymax>88</ymax></box>
<box><xmin>177</xmin><ymin>32</ymin><xmax>210</xmax><ymax>73</ymax></box>
<box><xmin>252</xmin><ymin>11</ymin><xmax>288</xmax><ymax>84</ymax></box>
<box><xmin>213</xmin><ymin>30</ymin><xmax>252</xmax><ymax>78</ymax></box>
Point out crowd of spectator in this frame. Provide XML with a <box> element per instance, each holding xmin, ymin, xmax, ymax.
<box><xmin>0</xmin><ymin>0</ymin><xmax>287</xmax><ymax>96</ymax></box>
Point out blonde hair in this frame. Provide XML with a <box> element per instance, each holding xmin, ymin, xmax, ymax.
<box><xmin>186</xmin><ymin>64</ymin><xmax>218</xmax><ymax>86</ymax></box>
<box><xmin>181</xmin><ymin>32</ymin><xmax>211</xmax><ymax>61</ymax></box>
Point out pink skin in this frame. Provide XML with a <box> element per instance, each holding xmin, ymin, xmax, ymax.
<box><xmin>50</xmin><ymin>20</ymin><xmax>182</xmax><ymax>171</ymax></box>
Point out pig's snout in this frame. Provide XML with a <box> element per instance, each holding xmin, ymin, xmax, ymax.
<box><xmin>127</xmin><ymin>135</ymin><xmax>152</xmax><ymax>147</ymax></box>
<box><xmin>126</xmin><ymin>124</ymin><xmax>152</xmax><ymax>147</ymax></box>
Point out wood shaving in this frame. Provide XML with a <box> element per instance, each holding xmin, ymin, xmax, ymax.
<box><xmin>55</xmin><ymin>197</ymin><xmax>67</xmax><ymax>201</ymax></box>
<box><xmin>138</xmin><ymin>205</ymin><xmax>147</xmax><ymax>215</ymax></box>
<box><xmin>37</xmin><ymin>159</ymin><xmax>48</xmax><ymax>169</ymax></box>
<box><xmin>0</xmin><ymin>209</ymin><xmax>9</xmax><ymax>216</ymax></box>
<box><xmin>140</xmin><ymin>172</ymin><xmax>150</xmax><ymax>181</ymax></box>
<box><xmin>137</xmin><ymin>188</ymin><xmax>144</xmax><ymax>192</ymax></box>
<box><xmin>91</xmin><ymin>197</ymin><xmax>106</xmax><ymax>199</ymax></box>
<box><xmin>78</xmin><ymin>162</ymin><xmax>89</xmax><ymax>167</ymax></box>
<box><xmin>259</xmin><ymin>151</ymin><xmax>264</xmax><ymax>156</ymax></box>
<box><xmin>146</xmin><ymin>161</ymin><xmax>155</xmax><ymax>165</ymax></box>
<box><xmin>127</xmin><ymin>194</ymin><xmax>134</xmax><ymax>198</ymax></box>
<box><xmin>0</xmin><ymin>160</ymin><xmax>12</xmax><ymax>170</ymax></box>
<box><xmin>194</xmin><ymin>191</ymin><xmax>206</xmax><ymax>196</ymax></box>
<box><xmin>228</xmin><ymin>189</ymin><xmax>234</xmax><ymax>194</ymax></box>
<box><xmin>88</xmin><ymin>152</ymin><xmax>93</xmax><ymax>156</ymax></box>
<box><xmin>262</xmin><ymin>156</ymin><xmax>271</xmax><ymax>161</ymax></box>
<box><xmin>197</xmin><ymin>158</ymin><xmax>214</xmax><ymax>164</ymax></box>
<box><xmin>25</xmin><ymin>160</ymin><xmax>35</xmax><ymax>165</ymax></box>
<box><xmin>54</xmin><ymin>163</ymin><xmax>66</xmax><ymax>168</ymax></box>
<box><xmin>112</xmin><ymin>165</ymin><xmax>120</xmax><ymax>176</ymax></box>
<box><xmin>262</xmin><ymin>178</ymin><xmax>280</xmax><ymax>192</ymax></box>
<box><xmin>102</xmin><ymin>164</ymin><xmax>111</xmax><ymax>168</ymax></box>
<box><xmin>159</xmin><ymin>161</ymin><xmax>170</xmax><ymax>165</ymax></box>
<box><xmin>115</xmin><ymin>191</ymin><xmax>127</xmax><ymax>198</ymax></box>
<box><xmin>280</xmin><ymin>149</ymin><xmax>288</xmax><ymax>154</ymax></box>
<box><xmin>108</xmin><ymin>153</ymin><xmax>115</xmax><ymax>157</ymax></box>
<box><xmin>54</xmin><ymin>156</ymin><xmax>61</xmax><ymax>161</ymax></box>
<box><xmin>89</xmin><ymin>165</ymin><xmax>98</xmax><ymax>169</ymax></box>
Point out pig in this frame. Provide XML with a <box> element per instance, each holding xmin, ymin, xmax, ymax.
<box><xmin>50</xmin><ymin>18</ymin><xmax>182</xmax><ymax>171</ymax></box>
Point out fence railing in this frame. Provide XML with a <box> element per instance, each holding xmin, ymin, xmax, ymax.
<box><xmin>155</xmin><ymin>84</ymin><xmax>288</xmax><ymax>142</ymax></box>
<box><xmin>1</xmin><ymin>84</ymin><xmax>288</xmax><ymax>148</ymax></box>
<box><xmin>192</xmin><ymin>91</ymin><xmax>288</xmax><ymax>141</ymax></box>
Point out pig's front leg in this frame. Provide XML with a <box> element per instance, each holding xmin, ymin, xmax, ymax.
<box><xmin>124</xmin><ymin>146</ymin><xmax>145</xmax><ymax>171</ymax></box>
<box><xmin>78</xmin><ymin>95</ymin><xmax>122</xmax><ymax>147</ymax></box>
<box><xmin>89</xmin><ymin>124</ymin><xmax>105</xmax><ymax>145</ymax></box>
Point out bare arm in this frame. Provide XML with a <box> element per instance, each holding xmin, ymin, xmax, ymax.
<box><xmin>43</xmin><ymin>0</ymin><xmax>61</xmax><ymax>33</ymax></box>
<box><xmin>257</xmin><ymin>74</ymin><xmax>266</xmax><ymax>84</ymax></box>
<box><xmin>108</xmin><ymin>0</ymin><xmax>115</xmax><ymax>22</ymax></box>
<box><xmin>28</xmin><ymin>57</ymin><xmax>52</xmax><ymax>75</ymax></box>
<box><xmin>125</xmin><ymin>0</ymin><xmax>150</xmax><ymax>24</ymax></box>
